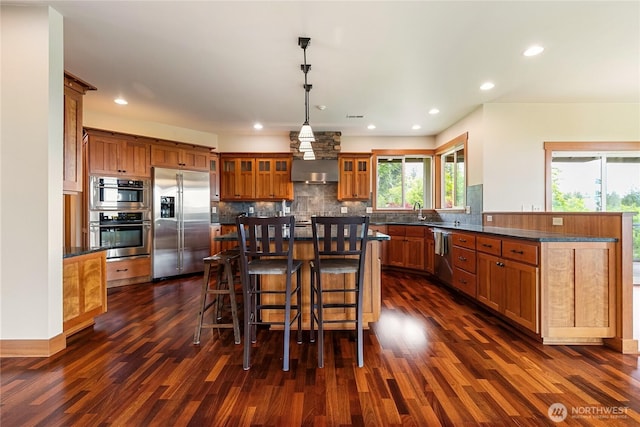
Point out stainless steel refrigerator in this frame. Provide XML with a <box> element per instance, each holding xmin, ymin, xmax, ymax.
<box><xmin>153</xmin><ymin>167</ymin><xmax>210</xmax><ymax>279</ymax></box>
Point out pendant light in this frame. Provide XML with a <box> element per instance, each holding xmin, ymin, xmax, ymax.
<box><xmin>298</xmin><ymin>37</ymin><xmax>315</xmax><ymax>156</ymax></box>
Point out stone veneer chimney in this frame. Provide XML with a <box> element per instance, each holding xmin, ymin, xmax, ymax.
<box><xmin>289</xmin><ymin>131</ymin><xmax>341</xmax><ymax>160</ymax></box>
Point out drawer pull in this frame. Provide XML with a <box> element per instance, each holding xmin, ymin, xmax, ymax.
<box><xmin>510</xmin><ymin>249</ymin><xmax>525</xmax><ymax>255</ymax></box>
<box><xmin>495</xmin><ymin>262</ymin><xmax>505</xmax><ymax>267</ymax></box>
<box><xmin>482</xmin><ymin>243</ymin><xmax>493</xmax><ymax>248</ymax></box>
<box><xmin>116</xmin><ymin>268</ymin><xmax>129</xmax><ymax>272</ymax></box>
<box><xmin>459</xmin><ymin>279</ymin><xmax>467</xmax><ymax>284</ymax></box>
<box><xmin>458</xmin><ymin>256</ymin><xmax>467</xmax><ymax>261</ymax></box>
<box><xmin>458</xmin><ymin>238</ymin><xmax>467</xmax><ymax>243</ymax></box>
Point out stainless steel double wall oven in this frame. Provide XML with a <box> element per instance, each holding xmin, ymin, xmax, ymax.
<box><xmin>89</xmin><ymin>176</ymin><xmax>152</xmax><ymax>259</ymax></box>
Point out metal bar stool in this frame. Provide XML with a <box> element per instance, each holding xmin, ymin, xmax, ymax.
<box><xmin>236</xmin><ymin>215</ymin><xmax>303</xmax><ymax>371</ymax></box>
<box><xmin>193</xmin><ymin>249</ymin><xmax>241</xmax><ymax>345</ymax></box>
<box><xmin>310</xmin><ymin>215</ymin><xmax>370</xmax><ymax>367</ymax></box>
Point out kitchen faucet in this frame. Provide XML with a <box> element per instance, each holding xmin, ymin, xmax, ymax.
<box><xmin>413</xmin><ymin>202</ymin><xmax>426</xmax><ymax>221</ymax></box>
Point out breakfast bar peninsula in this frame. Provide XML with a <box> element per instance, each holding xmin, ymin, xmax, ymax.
<box><xmin>216</xmin><ymin>224</ymin><xmax>390</xmax><ymax>329</ymax></box>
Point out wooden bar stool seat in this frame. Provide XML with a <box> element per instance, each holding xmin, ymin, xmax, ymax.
<box><xmin>193</xmin><ymin>249</ymin><xmax>241</xmax><ymax>345</ymax></box>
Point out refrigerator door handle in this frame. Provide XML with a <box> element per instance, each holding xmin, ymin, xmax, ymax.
<box><xmin>177</xmin><ymin>172</ymin><xmax>184</xmax><ymax>271</ymax></box>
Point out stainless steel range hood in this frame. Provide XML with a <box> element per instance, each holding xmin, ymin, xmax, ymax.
<box><xmin>291</xmin><ymin>159</ymin><xmax>339</xmax><ymax>183</ymax></box>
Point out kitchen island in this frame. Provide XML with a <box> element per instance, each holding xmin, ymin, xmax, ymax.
<box><xmin>63</xmin><ymin>247</ymin><xmax>107</xmax><ymax>337</ymax></box>
<box><xmin>216</xmin><ymin>226</ymin><xmax>389</xmax><ymax>330</ymax></box>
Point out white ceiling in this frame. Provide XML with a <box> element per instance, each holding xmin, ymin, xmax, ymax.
<box><xmin>21</xmin><ymin>1</ymin><xmax>640</xmax><ymax>137</ymax></box>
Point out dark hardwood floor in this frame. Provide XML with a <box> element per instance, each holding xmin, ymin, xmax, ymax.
<box><xmin>2</xmin><ymin>271</ymin><xmax>640</xmax><ymax>426</ymax></box>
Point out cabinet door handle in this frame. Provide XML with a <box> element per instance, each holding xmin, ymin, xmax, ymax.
<box><xmin>510</xmin><ymin>249</ymin><xmax>524</xmax><ymax>255</ymax></box>
<box><xmin>495</xmin><ymin>261</ymin><xmax>505</xmax><ymax>267</ymax></box>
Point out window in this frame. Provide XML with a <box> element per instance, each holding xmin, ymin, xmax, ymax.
<box><xmin>375</xmin><ymin>155</ymin><xmax>432</xmax><ymax>210</ymax></box>
<box><xmin>545</xmin><ymin>142</ymin><xmax>640</xmax><ymax>262</ymax></box>
<box><xmin>441</xmin><ymin>146</ymin><xmax>465</xmax><ymax>209</ymax></box>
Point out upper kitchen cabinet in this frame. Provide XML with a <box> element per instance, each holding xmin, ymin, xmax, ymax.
<box><xmin>338</xmin><ymin>154</ymin><xmax>370</xmax><ymax>201</ymax></box>
<box><xmin>85</xmin><ymin>128</ymin><xmax>151</xmax><ymax>178</ymax></box>
<box><xmin>220</xmin><ymin>155</ymin><xmax>256</xmax><ymax>200</ymax></box>
<box><xmin>150</xmin><ymin>142</ymin><xmax>209</xmax><ymax>171</ymax></box>
<box><xmin>255</xmin><ymin>157</ymin><xmax>293</xmax><ymax>200</ymax></box>
<box><xmin>220</xmin><ymin>154</ymin><xmax>293</xmax><ymax>201</ymax></box>
<box><xmin>63</xmin><ymin>72</ymin><xmax>96</xmax><ymax>193</ymax></box>
<box><xmin>209</xmin><ymin>153</ymin><xmax>220</xmax><ymax>201</ymax></box>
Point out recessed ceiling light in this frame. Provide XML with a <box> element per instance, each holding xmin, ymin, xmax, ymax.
<box><xmin>412</xmin><ymin>124</ymin><xmax>421</xmax><ymax>130</ymax></box>
<box><xmin>367</xmin><ymin>124</ymin><xmax>376</xmax><ymax>130</ymax></box>
<box><xmin>523</xmin><ymin>45</ymin><xmax>544</xmax><ymax>57</ymax></box>
<box><xmin>428</xmin><ymin>108</ymin><xmax>440</xmax><ymax>115</ymax></box>
<box><xmin>253</xmin><ymin>123</ymin><xmax>263</xmax><ymax>130</ymax></box>
<box><xmin>114</xmin><ymin>98</ymin><xmax>128</xmax><ymax>105</ymax></box>
<box><xmin>480</xmin><ymin>82</ymin><xmax>495</xmax><ymax>91</ymax></box>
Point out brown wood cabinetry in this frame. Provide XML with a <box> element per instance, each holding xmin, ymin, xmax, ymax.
<box><xmin>424</xmin><ymin>227</ymin><xmax>435</xmax><ymax>274</ymax></box>
<box><xmin>219</xmin><ymin>224</ymin><xmax>237</xmax><ymax>251</ymax></box>
<box><xmin>386</xmin><ymin>225</ymin><xmax>425</xmax><ymax>270</ymax></box>
<box><xmin>220</xmin><ymin>157</ymin><xmax>256</xmax><ymax>200</ymax></box>
<box><xmin>210</xmin><ymin>224</ymin><xmax>222</xmax><ymax>256</ymax></box>
<box><xmin>86</xmin><ymin>129</ymin><xmax>150</xmax><ymax>177</ymax></box>
<box><xmin>369</xmin><ymin>224</ymin><xmax>388</xmax><ymax>265</ymax></box>
<box><xmin>338</xmin><ymin>154</ymin><xmax>370</xmax><ymax>201</ymax></box>
<box><xmin>220</xmin><ymin>154</ymin><xmax>293</xmax><ymax>201</ymax></box>
<box><xmin>477</xmin><ymin>237</ymin><xmax>539</xmax><ymax>333</ymax></box>
<box><xmin>106</xmin><ymin>256</ymin><xmax>151</xmax><ymax>288</ymax></box>
<box><xmin>541</xmin><ymin>241</ymin><xmax>616</xmax><ymax>343</ymax></box>
<box><xmin>209</xmin><ymin>153</ymin><xmax>220</xmax><ymax>201</ymax></box>
<box><xmin>64</xmin><ymin>73</ymin><xmax>96</xmax><ymax>193</ymax></box>
<box><xmin>151</xmin><ymin>142</ymin><xmax>209</xmax><ymax>171</ymax></box>
<box><xmin>451</xmin><ymin>232</ymin><xmax>477</xmax><ymax>297</ymax></box>
<box><xmin>255</xmin><ymin>157</ymin><xmax>293</xmax><ymax>200</ymax></box>
<box><xmin>63</xmin><ymin>251</ymin><xmax>107</xmax><ymax>336</ymax></box>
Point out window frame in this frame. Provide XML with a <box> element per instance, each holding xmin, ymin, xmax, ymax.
<box><xmin>372</xmin><ymin>149</ymin><xmax>434</xmax><ymax>212</ymax></box>
<box><xmin>543</xmin><ymin>141</ymin><xmax>640</xmax><ymax>210</ymax></box>
<box><xmin>435</xmin><ymin>132</ymin><xmax>468</xmax><ymax>210</ymax></box>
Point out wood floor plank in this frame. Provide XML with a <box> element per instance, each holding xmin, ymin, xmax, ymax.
<box><xmin>2</xmin><ymin>271</ymin><xmax>640</xmax><ymax>426</ymax></box>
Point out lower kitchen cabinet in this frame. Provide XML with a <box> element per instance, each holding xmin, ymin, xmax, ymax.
<box><xmin>63</xmin><ymin>251</ymin><xmax>107</xmax><ymax>336</ymax></box>
<box><xmin>386</xmin><ymin>225</ymin><xmax>424</xmax><ymax>270</ymax></box>
<box><xmin>452</xmin><ymin>232</ymin><xmax>477</xmax><ymax>298</ymax></box>
<box><xmin>424</xmin><ymin>227</ymin><xmax>435</xmax><ymax>274</ymax></box>
<box><xmin>541</xmin><ymin>241</ymin><xmax>616</xmax><ymax>343</ymax></box>
<box><xmin>106</xmin><ymin>256</ymin><xmax>151</xmax><ymax>288</ymax></box>
<box><xmin>210</xmin><ymin>224</ymin><xmax>222</xmax><ymax>256</ymax></box>
<box><xmin>477</xmin><ymin>238</ymin><xmax>539</xmax><ymax>333</ymax></box>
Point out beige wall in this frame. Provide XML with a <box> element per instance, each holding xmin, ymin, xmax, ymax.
<box><xmin>436</xmin><ymin>106</ymin><xmax>484</xmax><ymax>186</ymax></box>
<box><xmin>482</xmin><ymin>103</ymin><xmax>640</xmax><ymax>211</ymax></box>
<box><xmin>84</xmin><ymin>110</ymin><xmax>219</xmax><ymax>148</ymax></box>
<box><xmin>1</xmin><ymin>5</ymin><xmax>64</xmax><ymax>339</ymax></box>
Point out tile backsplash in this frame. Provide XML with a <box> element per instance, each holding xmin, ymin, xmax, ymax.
<box><xmin>214</xmin><ymin>183</ymin><xmax>483</xmax><ymax>225</ymax></box>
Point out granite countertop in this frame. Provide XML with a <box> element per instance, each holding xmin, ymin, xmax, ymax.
<box><xmin>213</xmin><ymin>219</ymin><xmax>615</xmax><ymax>243</ymax></box>
<box><xmin>63</xmin><ymin>247</ymin><xmax>107</xmax><ymax>259</ymax></box>
<box><xmin>376</xmin><ymin>221</ymin><xmax>617</xmax><ymax>243</ymax></box>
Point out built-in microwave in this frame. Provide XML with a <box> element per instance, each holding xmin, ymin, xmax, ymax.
<box><xmin>89</xmin><ymin>210</ymin><xmax>151</xmax><ymax>259</ymax></box>
<box><xmin>89</xmin><ymin>176</ymin><xmax>150</xmax><ymax>210</ymax></box>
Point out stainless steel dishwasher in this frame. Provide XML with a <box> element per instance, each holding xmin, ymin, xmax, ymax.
<box><xmin>433</xmin><ymin>228</ymin><xmax>453</xmax><ymax>286</ymax></box>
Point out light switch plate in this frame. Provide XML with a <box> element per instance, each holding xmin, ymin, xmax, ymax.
<box><xmin>211</xmin><ymin>207</ymin><xmax>217</xmax><ymax>214</ymax></box>
<box><xmin>552</xmin><ymin>217</ymin><xmax>563</xmax><ymax>226</ymax></box>
<box><xmin>366</xmin><ymin>207</ymin><xmax>373</xmax><ymax>213</ymax></box>
<box><xmin>284</xmin><ymin>206</ymin><xmax>290</xmax><ymax>214</ymax></box>
<box><xmin>486</xmin><ymin>215</ymin><xmax>493</xmax><ymax>222</ymax></box>
<box><xmin>248</xmin><ymin>207</ymin><xmax>254</xmax><ymax>214</ymax></box>
<box><xmin>341</xmin><ymin>207</ymin><xmax>348</xmax><ymax>214</ymax></box>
